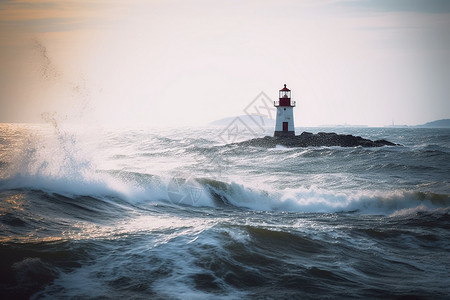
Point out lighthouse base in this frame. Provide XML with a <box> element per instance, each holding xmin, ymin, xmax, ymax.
<box><xmin>274</xmin><ymin>131</ymin><xmax>295</xmax><ymax>137</ymax></box>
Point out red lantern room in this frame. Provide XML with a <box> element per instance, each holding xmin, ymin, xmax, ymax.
<box><xmin>275</xmin><ymin>84</ymin><xmax>295</xmax><ymax>107</ymax></box>
<box><xmin>280</xmin><ymin>84</ymin><xmax>291</xmax><ymax>98</ymax></box>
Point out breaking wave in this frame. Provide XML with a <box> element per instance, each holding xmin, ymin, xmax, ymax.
<box><xmin>2</xmin><ymin>167</ymin><xmax>449</xmax><ymax>217</ymax></box>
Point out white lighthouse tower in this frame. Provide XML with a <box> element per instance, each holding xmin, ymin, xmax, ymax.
<box><xmin>274</xmin><ymin>84</ymin><xmax>296</xmax><ymax>137</ymax></box>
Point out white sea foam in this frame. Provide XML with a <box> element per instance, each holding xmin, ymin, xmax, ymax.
<box><xmin>1</xmin><ymin>124</ymin><xmax>448</xmax><ymax>216</ymax></box>
<box><xmin>204</xmin><ymin>181</ymin><xmax>449</xmax><ymax>215</ymax></box>
<box><xmin>3</xmin><ymin>157</ymin><xmax>448</xmax><ymax>215</ymax></box>
<box><xmin>2</xmin><ymin>124</ymin><xmax>448</xmax><ymax>299</ymax></box>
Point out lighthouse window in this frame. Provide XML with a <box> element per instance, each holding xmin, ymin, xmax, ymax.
<box><xmin>279</xmin><ymin>91</ymin><xmax>291</xmax><ymax>98</ymax></box>
<box><xmin>284</xmin><ymin>108</ymin><xmax>286</xmax><ymax>111</ymax></box>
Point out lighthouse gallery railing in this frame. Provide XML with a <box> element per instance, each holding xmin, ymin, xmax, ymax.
<box><xmin>274</xmin><ymin>101</ymin><xmax>296</xmax><ymax>107</ymax></box>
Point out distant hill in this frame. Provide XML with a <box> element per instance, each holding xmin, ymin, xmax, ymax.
<box><xmin>209</xmin><ymin>117</ymin><xmax>450</xmax><ymax>128</ymax></box>
<box><xmin>209</xmin><ymin>115</ymin><xmax>275</xmax><ymax>127</ymax></box>
<box><xmin>417</xmin><ymin>119</ymin><xmax>450</xmax><ymax>128</ymax></box>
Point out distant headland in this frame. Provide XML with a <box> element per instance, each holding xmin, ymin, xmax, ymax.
<box><xmin>210</xmin><ymin>84</ymin><xmax>447</xmax><ymax>148</ymax></box>
<box><xmin>416</xmin><ymin>119</ymin><xmax>450</xmax><ymax>128</ymax></box>
<box><xmin>210</xmin><ymin>117</ymin><xmax>450</xmax><ymax>129</ymax></box>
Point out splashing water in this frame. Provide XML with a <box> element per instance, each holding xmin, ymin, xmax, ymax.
<box><xmin>0</xmin><ymin>124</ymin><xmax>449</xmax><ymax>299</ymax></box>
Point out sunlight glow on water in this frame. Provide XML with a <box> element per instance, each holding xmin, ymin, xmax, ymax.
<box><xmin>65</xmin><ymin>215</ymin><xmax>219</xmax><ymax>243</ymax></box>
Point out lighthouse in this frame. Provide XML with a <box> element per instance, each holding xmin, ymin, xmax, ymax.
<box><xmin>274</xmin><ymin>84</ymin><xmax>296</xmax><ymax>137</ymax></box>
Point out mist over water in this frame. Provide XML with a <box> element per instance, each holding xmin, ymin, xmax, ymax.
<box><xmin>0</xmin><ymin>123</ymin><xmax>449</xmax><ymax>299</ymax></box>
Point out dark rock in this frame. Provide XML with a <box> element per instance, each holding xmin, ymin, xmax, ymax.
<box><xmin>233</xmin><ymin>132</ymin><xmax>399</xmax><ymax>148</ymax></box>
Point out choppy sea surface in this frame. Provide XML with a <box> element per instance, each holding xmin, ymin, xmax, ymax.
<box><xmin>0</xmin><ymin>123</ymin><xmax>449</xmax><ymax>299</ymax></box>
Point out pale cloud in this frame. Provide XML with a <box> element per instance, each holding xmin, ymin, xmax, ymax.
<box><xmin>0</xmin><ymin>0</ymin><xmax>449</xmax><ymax>126</ymax></box>
<box><xmin>0</xmin><ymin>0</ymin><xmax>125</xmax><ymax>27</ymax></box>
<box><xmin>332</xmin><ymin>0</ymin><xmax>450</xmax><ymax>14</ymax></box>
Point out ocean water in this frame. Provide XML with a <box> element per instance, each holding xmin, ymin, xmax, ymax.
<box><xmin>0</xmin><ymin>123</ymin><xmax>449</xmax><ymax>299</ymax></box>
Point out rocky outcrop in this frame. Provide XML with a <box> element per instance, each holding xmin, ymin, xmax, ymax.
<box><xmin>234</xmin><ymin>132</ymin><xmax>398</xmax><ymax>148</ymax></box>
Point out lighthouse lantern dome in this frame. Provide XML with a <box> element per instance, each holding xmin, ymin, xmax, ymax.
<box><xmin>279</xmin><ymin>84</ymin><xmax>291</xmax><ymax>99</ymax></box>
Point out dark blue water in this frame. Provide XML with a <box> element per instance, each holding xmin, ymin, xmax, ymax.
<box><xmin>1</xmin><ymin>124</ymin><xmax>449</xmax><ymax>299</ymax></box>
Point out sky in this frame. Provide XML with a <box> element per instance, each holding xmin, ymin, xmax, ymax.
<box><xmin>0</xmin><ymin>0</ymin><xmax>449</xmax><ymax>127</ymax></box>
